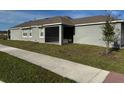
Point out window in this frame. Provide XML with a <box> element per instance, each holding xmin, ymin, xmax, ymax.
<box><xmin>23</xmin><ymin>32</ymin><xmax>27</xmax><ymax>37</ymax></box>
<box><xmin>40</xmin><ymin>32</ymin><xmax>43</xmax><ymax>36</ymax></box>
<box><xmin>29</xmin><ymin>30</ymin><xmax>32</xmax><ymax>37</ymax></box>
<box><xmin>23</xmin><ymin>33</ymin><xmax>27</xmax><ymax>36</ymax></box>
<box><xmin>39</xmin><ymin>30</ymin><xmax>44</xmax><ymax>38</ymax></box>
<box><xmin>29</xmin><ymin>33</ymin><xmax>32</xmax><ymax>36</ymax></box>
<box><xmin>22</xmin><ymin>28</ymin><xmax>32</xmax><ymax>38</ymax></box>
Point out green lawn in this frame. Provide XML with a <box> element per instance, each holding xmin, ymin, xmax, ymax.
<box><xmin>0</xmin><ymin>51</ymin><xmax>75</xmax><ymax>83</ymax></box>
<box><xmin>1</xmin><ymin>40</ymin><xmax>124</xmax><ymax>75</ymax></box>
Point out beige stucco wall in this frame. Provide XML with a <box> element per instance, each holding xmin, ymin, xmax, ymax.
<box><xmin>74</xmin><ymin>23</ymin><xmax>122</xmax><ymax>47</ymax></box>
<box><xmin>10</xmin><ymin>29</ymin><xmax>22</xmax><ymax>40</ymax></box>
<box><xmin>10</xmin><ymin>24</ymin><xmax>63</xmax><ymax>45</ymax></box>
<box><xmin>10</xmin><ymin>23</ymin><xmax>122</xmax><ymax>47</ymax></box>
<box><xmin>10</xmin><ymin>27</ymin><xmax>45</xmax><ymax>43</ymax></box>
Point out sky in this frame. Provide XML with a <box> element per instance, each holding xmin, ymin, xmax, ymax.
<box><xmin>0</xmin><ymin>10</ymin><xmax>124</xmax><ymax>31</ymax></box>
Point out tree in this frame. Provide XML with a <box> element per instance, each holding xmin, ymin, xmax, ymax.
<box><xmin>102</xmin><ymin>11</ymin><xmax>116</xmax><ymax>54</ymax></box>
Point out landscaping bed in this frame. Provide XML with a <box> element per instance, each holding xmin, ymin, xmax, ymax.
<box><xmin>1</xmin><ymin>40</ymin><xmax>124</xmax><ymax>74</ymax></box>
<box><xmin>0</xmin><ymin>51</ymin><xmax>75</xmax><ymax>83</ymax></box>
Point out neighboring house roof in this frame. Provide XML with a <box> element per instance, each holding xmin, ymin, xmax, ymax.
<box><xmin>13</xmin><ymin>15</ymin><xmax>122</xmax><ymax>28</ymax></box>
<box><xmin>15</xmin><ymin>16</ymin><xmax>74</xmax><ymax>28</ymax></box>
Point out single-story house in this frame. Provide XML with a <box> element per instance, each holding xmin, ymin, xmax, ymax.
<box><xmin>10</xmin><ymin>15</ymin><xmax>124</xmax><ymax>47</ymax></box>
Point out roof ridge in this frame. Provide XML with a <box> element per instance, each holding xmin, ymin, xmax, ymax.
<box><xmin>63</xmin><ymin>16</ymin><xmax>74</xmax><ymax>24</ymax></box>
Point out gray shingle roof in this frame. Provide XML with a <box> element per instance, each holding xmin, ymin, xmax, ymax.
<box><xmin>15</xmin><ymin>16</ymin><xmax>74</xmax><ymax>28</ymax></box>
<box><xmin>73</xmin><ymin>15</ymin><xmax>114</xmax><ymax>24</ymax></box>
<box><xmin>14</xmin><ymin>15</ymin><xmax>119</xmax><ymax>28</ymax></box>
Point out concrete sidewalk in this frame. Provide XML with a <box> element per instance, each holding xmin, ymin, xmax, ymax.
<box><xmin>0</xmin><ymin>44</ymin><xmax>110</xmax><ymax>83</ymax></box>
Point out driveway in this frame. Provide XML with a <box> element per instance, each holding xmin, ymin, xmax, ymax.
<box><xmin>0</xmin><ymin>44</ymin><xmax>110</xmax><ymax>83</ymax></box>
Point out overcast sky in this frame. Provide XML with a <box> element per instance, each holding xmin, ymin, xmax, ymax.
<box><xmin>0</xmin><ymin>10</ymin><xmax>124</xmax><ymax>31</ymax></box>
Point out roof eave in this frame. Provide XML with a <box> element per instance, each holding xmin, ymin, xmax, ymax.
<box><xmin>75</xmin><ymin>20</ymin><xmax>124</xmax><ymax>26</ymax></box>
<box><xmin>10</xmin><ymin>23</ymin><xmax>62</xmax><ymax>30</ymax></box>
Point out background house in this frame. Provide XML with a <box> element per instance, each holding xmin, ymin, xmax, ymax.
<box><xmin>0</xmin><ymin>31</ymin><xmax>8</xmax><ymax>40</ymax></box>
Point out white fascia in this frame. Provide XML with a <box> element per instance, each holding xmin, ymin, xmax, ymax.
<box><xmin>10</xmin><ymin>23</ymin><xmax>61</xmax><ymax>30</ymax></box>
<box><xmin>43</xmin><ymin>23</ymin><xmax>62</xmax><ymax>26</ymax></box>
<box><xmin>75</xmin><ymin>20</ymin><xmax>124</xmax><ymax>26</ymax></box>
<box><xmin>10</xmin><ymin>27</ymin><xmax>30</xmax><ymax>30</ymax></box>
<box><xmin>31</xmin><ymin>25</ymin><xmax>42</xmax><ymax>28</ymax></box>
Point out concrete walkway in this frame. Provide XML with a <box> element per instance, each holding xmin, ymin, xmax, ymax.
<box><xmin>0</xmin><ymin>44</ymin><xmax>110</xmax><ymax>83</ymax></box>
